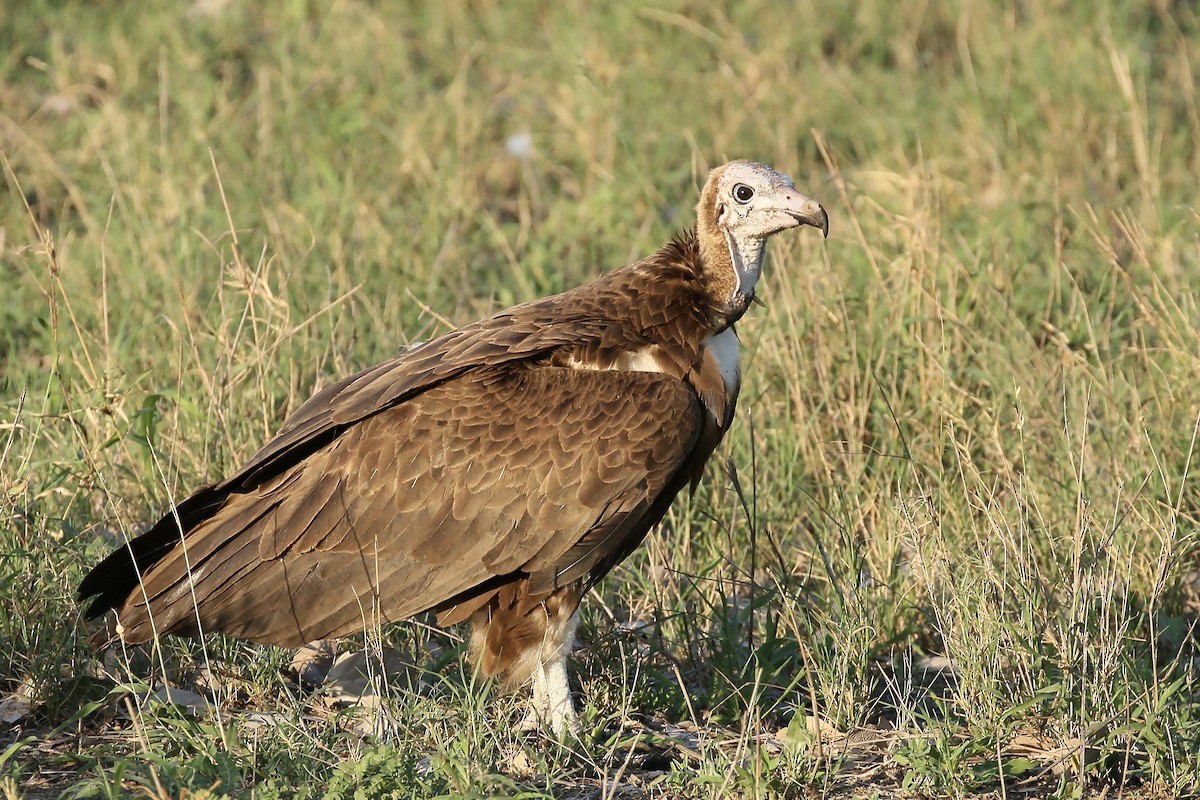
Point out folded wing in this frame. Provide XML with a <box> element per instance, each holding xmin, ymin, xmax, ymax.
<box><xmin>106</xmin><ymin>364</ymin><xmax>703</xmax><ymax>646</ymax></box>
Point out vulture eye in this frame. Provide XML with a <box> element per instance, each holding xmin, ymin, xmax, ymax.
<box><xmin>733</xmin><ymin>184</ymin><xmax>754</xmax><ymax>204</ymax></box>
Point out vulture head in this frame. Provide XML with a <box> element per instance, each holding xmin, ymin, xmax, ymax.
<box><xmin>697</xmin><ymin>160</ymin><xmax>829</xmax><ymax>318</ymax></box>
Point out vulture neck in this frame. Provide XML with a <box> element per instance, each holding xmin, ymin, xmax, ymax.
<box><xmin>694</xmin><ymin>174</ymin><xmax>765</xmax><ymax>328</ymax></box>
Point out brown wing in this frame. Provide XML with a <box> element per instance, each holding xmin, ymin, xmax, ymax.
<box><xmin>230</xmin><ymin>293</ymin><xmax>622</xmax><ymax>488</ymax></box>
<box><xmin>112</xmin><ymin>365</ymin><xmax>703</xmax><ymax>646</ymax></box>
<box><xmin>78</xmin><ymin>283</ymin><xmax>643</xmax><ymax>620</ymax></box>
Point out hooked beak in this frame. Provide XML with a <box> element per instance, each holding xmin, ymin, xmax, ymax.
<box><xmin>776</xmin><ymin>186</ymin><xmax>829</xmax><ymax>238</ymax></box>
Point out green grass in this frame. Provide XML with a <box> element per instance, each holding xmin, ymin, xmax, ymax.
<box><xmin>2</xmin><ymin>0</ymin><xmax>1200</xmax><ymax>796</ymax></box>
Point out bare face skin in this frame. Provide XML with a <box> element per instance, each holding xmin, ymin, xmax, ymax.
<box><xmin>713</xmin><ymin>160</ymin><xmax>829</xmax><ymax>307</ymax></box>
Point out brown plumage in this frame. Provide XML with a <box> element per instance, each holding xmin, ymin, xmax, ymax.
<box><xmin>78</xmin><ymin>160</ymin><xmax>828</xmax><ymax>733</ymax></box>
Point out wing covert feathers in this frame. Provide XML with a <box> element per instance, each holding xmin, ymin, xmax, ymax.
<box><xmin>109</xmin><ymin>366</ymin><xmax>706</xmax><ymax>646</ymax></box>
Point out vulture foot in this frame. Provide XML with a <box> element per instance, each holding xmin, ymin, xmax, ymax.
<box><xmin>518</xmin><ymin>652</ymin><xmax>580</xmax><ymax>737</ymax></box>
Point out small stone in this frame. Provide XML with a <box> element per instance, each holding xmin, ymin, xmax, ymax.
<box><xmin>290</xmin><ymin>640</ymin><xmax>337</xmax><ymax>687</ymax></box>
<box><xmin>0</xmin><ymin>692</ymin><xmax>34</xmax><ymax>724</ymax></box>
<box><xmin>322</xmin><ymin>647</ymin><xmax>416</xmax><ymax>703</ymax></box>
<box><xmin>505</xmin><ymin>133</ymin><xmax>533</xmax><ymax>159</ymax></box>
<box><xmin>144</xmin><ymin>686</ymin><xmax>211</xmax><ymax>716</ymax></box>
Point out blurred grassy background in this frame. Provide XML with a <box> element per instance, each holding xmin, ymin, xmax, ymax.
<box><xmin>2</xmin><ymin>0</ymin><xmax>1200</xmax><ymax>796</ymax></box>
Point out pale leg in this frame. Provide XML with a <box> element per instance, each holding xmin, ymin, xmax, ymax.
<box><xmin>541</xmin><ymin>650</ymin><xmax>578</xmax><ymax>735</ymax></box>
<box><xmin>516</xmin><ymin>608</ymin><xmax>580</xmax><ymax>736</ymax></box>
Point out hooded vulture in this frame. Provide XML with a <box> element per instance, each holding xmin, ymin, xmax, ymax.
<box><xmin>78</xmin><ymin>160</ymin><xmax>828</xmax><ymax>734</ymax></box>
